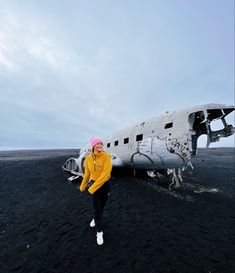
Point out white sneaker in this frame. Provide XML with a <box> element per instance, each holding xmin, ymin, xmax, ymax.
<box><xmin>90</xmin><ymin>219</ymin><xmax>95</xmax><ymax>228</ymax></box>
<box><xmin>96</xmin><ymin>231</ymin><xmax>104</xmax><ymax>245</ymax></box>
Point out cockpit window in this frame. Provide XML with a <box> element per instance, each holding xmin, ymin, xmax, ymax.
<box><xmin>210</xmin><ymin>119</ymin><xmax>224</xmax><ymax>131</ymax></box>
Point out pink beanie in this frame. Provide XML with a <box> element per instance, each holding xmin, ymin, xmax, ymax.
<box><xmin>90</xmin><ymin>137</ymin><xmax>103</xmax><ymax>148</ymax></box>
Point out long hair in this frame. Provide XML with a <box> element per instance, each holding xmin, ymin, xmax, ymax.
<box><xmin>91</xmin><ymin>147</ymin><xmax>103</xmax><ymax>171</ymax></box>
<box><xmin>91</xmin><ymin>148</ymin><xmax>97</xmax><ymax>170</ymax></box>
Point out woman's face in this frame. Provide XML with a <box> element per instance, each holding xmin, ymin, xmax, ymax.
<box><xmin>94</xmin><ymin>142</ymin><xmax>103</xmax><ymax>152</ymax></box>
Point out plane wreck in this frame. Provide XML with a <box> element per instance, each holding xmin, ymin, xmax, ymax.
<box><xmin>63</xmin><ymin>103</ymin><xmax>234</xmax><ymax>189</ymax></box>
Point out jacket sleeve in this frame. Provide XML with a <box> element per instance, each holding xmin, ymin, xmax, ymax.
<box><xmin>88</xmin><ymin>154</ymin><xmax>112</xmax><ymax>194</ymax></box>
<box><xmin>79</xmin><ymin>157</ymin><xmax>90</xmax><ymax>192</ymax></box>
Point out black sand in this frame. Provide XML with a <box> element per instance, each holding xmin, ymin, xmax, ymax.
<box><xmin>0</xmin><ymin>148</ymin><xmax>234</xmax><ymax>273</ymax></box>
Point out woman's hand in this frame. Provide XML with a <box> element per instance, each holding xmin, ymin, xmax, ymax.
<box><xmin>77</xmin><ymin>185</ymin><xmax>85</xmax><ymax>192</ymax></box>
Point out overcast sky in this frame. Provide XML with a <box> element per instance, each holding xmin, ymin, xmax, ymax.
<box><xmin>0</xmin><ymin>0</ymin><xmax>234</xmax><ymax>150</ymax></box>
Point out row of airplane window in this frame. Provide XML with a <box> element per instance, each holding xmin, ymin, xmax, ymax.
<box><xmin>106</xmin><ymin>134</ymin><xmax>143</xmax><ymax>148</ymax></box>
<box><xmin>106</xmin><ymin>122</ymin><xmax>173</xmax><ymax>148</ymax></box>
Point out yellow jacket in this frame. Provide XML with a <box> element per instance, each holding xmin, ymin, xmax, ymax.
<box><xmin>79</xmin><ymin>151</ymin><xmax>112</xmax><ymax>194</ymax></box>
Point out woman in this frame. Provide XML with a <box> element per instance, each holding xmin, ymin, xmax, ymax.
<box><xmin>79</xmin><ymin>137</ymin><xmax>112</xmax><ymax>245</ymax></box>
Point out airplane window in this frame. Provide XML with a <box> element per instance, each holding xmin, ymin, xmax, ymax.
<box><xmin>136</xmin><ymin>134</ymin><xmax>143</xmax><ymax>141</ymax></box>
<box><xmin>165</xmin><ymin>122</ymin><xmax>173</xmax><ymax>129</ymax></box>
<box><xmin>124</xmin><ymin>137</ymin><xmax>129</xmax><ymax>144</ymax></box>
<box><xmin>107</xmin><ymin>143</ymin><xmax>110</xmax><ymax>148</ymax></box>
<box><xmin>114</xmin><ymin>140</ymin><xmax>119</xmax><ymax>146</ymax></box>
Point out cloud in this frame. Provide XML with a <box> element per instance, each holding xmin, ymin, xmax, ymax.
<box><xmin>0</xmin><ymin>1</ymin><xmax>234</xmax><ymax>149</ymax></box>
<box><xmin>0</xmin><ymin>9</ymin><xmax>74</xmax><ymax>74</ymax></box>
<box><xmin>27</xmin><ymin>37</ymin><xmax>69</xmax><ymax>69</ymax></box>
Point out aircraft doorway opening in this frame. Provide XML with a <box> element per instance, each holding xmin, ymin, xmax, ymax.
<box><xmin>188</xmin><ymin>111</ymin><xmax>207</xmax><ymax>155</ymax></box>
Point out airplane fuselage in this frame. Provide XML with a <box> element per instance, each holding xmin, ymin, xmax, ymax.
<box><xmin>63</xmin><ymin>103</ymin><xmax>234</xmax><ymax>179</ymax></box>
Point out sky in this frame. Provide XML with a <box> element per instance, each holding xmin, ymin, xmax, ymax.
<box><xmin>0</xmin><ymin>0</ymin><xmax>234</xmax><ymax>150</ymax></box>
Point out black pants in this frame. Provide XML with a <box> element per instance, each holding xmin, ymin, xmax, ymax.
<box><xmin>91</xmin><ymin>180</ymin><xmax>110</xmax><ymax>232</ymax></box>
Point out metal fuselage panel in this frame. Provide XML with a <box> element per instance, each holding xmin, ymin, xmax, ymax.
<box><xmin>103</xmin><ymin>114</ymin><xmax>188</xmax><ymax>169</ymax></box>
